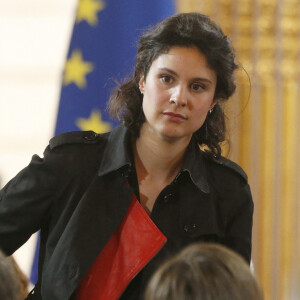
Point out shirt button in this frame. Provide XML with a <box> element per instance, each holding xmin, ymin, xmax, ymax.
<box><xmin>184</xmin><ymin>223</ymin><xmax>197</xmax><ymax>233</ymax></box>
<box><xmin>120</xmin><ymin>170</ymin><xmax>129</xmax><ymax>178</ymax></box>
<box><xmin>84</xmin><ymin>131</ymin><xmax>97</xmax><ymax>141</ymax></box>
<box><xmin>163</xmin><ymin>193</ymin><xmax>172</xmax><ymax>203</ymax></box>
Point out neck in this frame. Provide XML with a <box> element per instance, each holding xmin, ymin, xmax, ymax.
<box><xmin>133</xmin><ymin>125</ymin><xmax>191</xmax><ymax>183</ymax></box>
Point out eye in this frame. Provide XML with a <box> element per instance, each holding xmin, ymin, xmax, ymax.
<box><xmin>191</xmin><ymin>83</ymin><xmax>202</xmax><ymax>91</ymax></box>
<box><xmin>191</xmin><ymin>82</ymin><xmax>205</xmax><ymax>92</ymax></box>
<box><xmin>160</xmin><ymin>75</ymin><xmax>174</xmax><ymax>84</ymax></box>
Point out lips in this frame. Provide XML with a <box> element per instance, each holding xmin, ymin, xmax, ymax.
<box><xmin>163</xmin><ymin>112</ymin><xmax>187</xmax><ymax>121</ymax></box>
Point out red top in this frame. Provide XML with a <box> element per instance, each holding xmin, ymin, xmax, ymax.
<box><xmin>73</xmin><ymin>194</ymin><xmax>167</xmax><ymax>300</ymax></box>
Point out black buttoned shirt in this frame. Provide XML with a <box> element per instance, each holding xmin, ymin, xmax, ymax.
<box><xmin>117</xmin><ymin>129</ymin><xmax>253</xmax><ymax>299</ymax></box>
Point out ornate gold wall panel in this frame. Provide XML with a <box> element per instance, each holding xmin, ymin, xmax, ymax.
<box><xmin>177</xmin><ymin>1</ymin><xmax>300</xmax><ymax>299</ymax></box>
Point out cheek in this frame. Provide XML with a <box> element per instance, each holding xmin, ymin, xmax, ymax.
<box><xmin>193</xmin><ymin>112</ymin><xmax>209</xmax><ymax>131</ymax></box>
<box><xmin>142</xmin><ymin>95</ymin><xmax>156</xmax><ymax>119</ymax></box>
<box><xmin>143</xmin><ymin>88</ymin><xmax>165</xmax><ymax>108</ymax></box>
<box><xmin>196</xmin><ymin>111</ymin><xmax>208</xmax><ymax>123</ymax></box>
<box><xmin>192</xmin><ymin>99</ymin><xmax>212</xmax><ymax>113</ymax></box>
<box><xmin>192</xmin><ymin>105</ymin><xmax>211</xmax><ymax>124</ymax></box>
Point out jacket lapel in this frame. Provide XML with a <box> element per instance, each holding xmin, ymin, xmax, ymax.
<box><xmin>179</xmin><ymin>140</ymin><xmax>221</xmax><ymax>238</ymax></box>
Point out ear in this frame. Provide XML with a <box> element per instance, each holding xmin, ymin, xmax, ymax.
<box><xmin>210</xmin><ymin>100</ymin><xmax>217</xmax><ymax>110</ymax></box>
<box><xmin>139</xmin><ymin>76</ymin><xmax>145</xmax><ymax>93</ymax></box>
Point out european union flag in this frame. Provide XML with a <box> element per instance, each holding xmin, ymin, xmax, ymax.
<box><xmin>55</xmin><ymin>0</ymin><xmax>176</xmax><ymax>135</ymax></box>
<box><xmin>30</xmin><ymin>0</ymin><xmax>175</xmax><ymax>284</ymax></box>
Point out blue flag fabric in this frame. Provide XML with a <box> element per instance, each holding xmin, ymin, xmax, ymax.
<box><xmin>30</xmin><ymin>0</ymin><xmax>175</xmax><ymax>284</ymax></box>
<box><xmin>55</xmin><ymin>0</ymin><xmax>176</xmax><ymax>135</ymax></box>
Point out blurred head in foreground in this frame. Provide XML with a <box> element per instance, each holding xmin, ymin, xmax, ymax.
<box><xmin>145</xmin><ymin>243</ymin><xmax>263</xmax><ymax>300</ymax></box>
<box><xmin>0</xmin><ymin>249</ymin><xmax>21</xmax><ymax>300</ymax></box>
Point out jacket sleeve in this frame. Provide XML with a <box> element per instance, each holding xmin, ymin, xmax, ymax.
<box><xmin>0</xmin><ymin>146</ymin><xmax>59</xmax><ymax>256</ymax></box>
<box><xmin>224</xmin><ymin>182</ymin><xmax>254</xmax><ymax>264</ymax></box>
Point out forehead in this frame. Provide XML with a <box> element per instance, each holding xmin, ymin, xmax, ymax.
<box><xmin>149</xmin><ymin>46</ymin><xmax>216</xmax><ymax>80</ymax></box>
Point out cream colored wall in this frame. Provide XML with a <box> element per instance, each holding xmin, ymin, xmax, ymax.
<box><xmin>0</xmin><ymin>0</ymin><xmax>77</xmax><ymax>279</ymax></box>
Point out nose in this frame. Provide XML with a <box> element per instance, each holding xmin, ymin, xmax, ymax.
<box><xmin>169</xmin><ymin>85</ymin><xmax>187</xmax><ymax>107</ymax></box>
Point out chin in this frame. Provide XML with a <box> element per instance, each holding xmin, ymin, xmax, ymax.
<box><xmin>158</xmin><ymin>127</ymin><xmax>192</xmax><ymax>142</ymax></box>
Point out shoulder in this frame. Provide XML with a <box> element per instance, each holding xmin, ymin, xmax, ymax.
<box><xmin>49</xmin><ymin>131</ymin><xmax>109</xmax><ymax>150</ymax></box>
<box><xmin>203</xmin><ymin>152</ymin><xmax>248</xmax><ymax>183</ymax></box>
<box><xmin>46</xmin><ymin>131</ymin><xmax>110</xmax><ymax>169</ymax></box>
<box><xmin>42</xmin><ymin>131</ymin><xmax>111</xmax><ymax>176</ymax></box>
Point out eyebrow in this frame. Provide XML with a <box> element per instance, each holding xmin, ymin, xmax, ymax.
<box><xmin>158</xmin><ymin>67</ymin><xmax>213</xmax><ymax>84</ymax></box>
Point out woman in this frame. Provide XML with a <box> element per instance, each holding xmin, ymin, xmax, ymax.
<box><xmin>0</xmin><ymin>13</ymin><xmax>253</xmax><ymax>300</ymax></box>
<box><xmin>145</xmin><ymin>243</ymin><xmax>263</xmax><ymax>300</ymax></box>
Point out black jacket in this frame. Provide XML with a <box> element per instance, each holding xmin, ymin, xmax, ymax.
<box><xmin>0</xmin><ymin>125</ymin><xmax>253</xmax><ymax>300</ymax></box>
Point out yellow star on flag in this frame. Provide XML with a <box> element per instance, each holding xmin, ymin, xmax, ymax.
<box><xmin>76</xmin><ymin>110</ymin><xmax>112</xmax><ymax>133</ymax></box>
<box><xmin>76</xmin><ymin>0</ymin><xmax>106</xmax><ymax>26</ymax></box>
<box><xmin>63</xmin><ymin>49</ymin><xmax>94</xmax><ymax>89</ymax></box>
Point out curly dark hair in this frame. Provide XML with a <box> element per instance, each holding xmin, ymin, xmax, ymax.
<box><xmin>108</xmin><ymin>12</ymin><xmax>238</xmax><ymax>157</ymax></box>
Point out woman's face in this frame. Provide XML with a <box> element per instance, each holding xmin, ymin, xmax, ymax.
<box><xmin>139</xmin><ymin>46</ymin><xmax>217</xmax><ymax>143</ymax></box>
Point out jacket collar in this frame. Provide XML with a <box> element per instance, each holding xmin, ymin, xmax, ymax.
<box><xmin>98</xmin><ymin>125</ymin><xmax>132</xmax><ymax>177</ymax></box>
<box><xmin>181</xmin><ymin>136</ymin><xmax>210</xmax><ymax>194</ymax></box>
<box><xmin>97</xmin><ymin>125</ymin><xmax>210</xmax><ymax>194</ymax></box>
